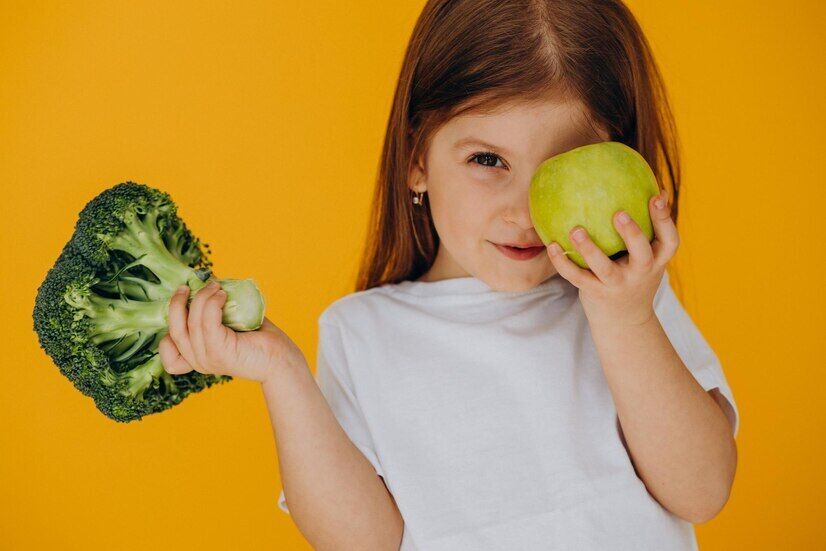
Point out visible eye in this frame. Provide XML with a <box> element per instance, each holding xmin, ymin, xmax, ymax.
<box><xmin>468</xmin><ymin>151</ymin><xmax>507</xmax><ymax>170</ymax></box>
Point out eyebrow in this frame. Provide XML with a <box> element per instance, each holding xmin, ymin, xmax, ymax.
<box><xmin>453</xmin><ymin>137</ymin><xmax>513</xmax><ymax>157</ymax></box>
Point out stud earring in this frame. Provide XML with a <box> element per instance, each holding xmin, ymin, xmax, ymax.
<box><xmin>412</xmin><ymin>191</ymin><xmax>425</xmax><ymax>205</ymax></box>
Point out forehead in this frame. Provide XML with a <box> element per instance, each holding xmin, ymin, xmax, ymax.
<box><xmin>437</xmin><ymin>96</ymin><xmax>605</xmax><ymax>159</ymax></box>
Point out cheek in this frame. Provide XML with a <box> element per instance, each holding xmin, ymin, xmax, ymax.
<box><xmin>429</xmin><ymin>183</ymin><xmax>490</xmax><ymax>246</ymax></box>
<box><xmin>425</xmin><ymin>159</ymin><xmax>501</xmax><ymax>248</ymax></box>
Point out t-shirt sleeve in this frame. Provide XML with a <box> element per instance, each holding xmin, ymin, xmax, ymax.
<box><xmin>652</xmin><ymin>271</ymin><xmax>740</xmax><ymax>439</ymax></box>
<box><xmin>278</xmin><ymin>317</ymin><xmax>384</xmax><ymax>515</ymax></box>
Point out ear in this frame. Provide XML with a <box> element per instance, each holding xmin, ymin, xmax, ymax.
<box><xmin>407</xmin><ymin>154</ymin><xmax>427</xmax><ymax>194</ymax></box>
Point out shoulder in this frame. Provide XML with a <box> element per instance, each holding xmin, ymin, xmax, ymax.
<box><xmin>318</xmin><ymin>283</ymin><xmax>402</xmax><ymax>329</ymax></box>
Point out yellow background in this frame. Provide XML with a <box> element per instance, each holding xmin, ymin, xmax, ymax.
<box><xmin>1</xmin><ymin>1</ymin><xmax>823</xmax><ymax>548</ymax></box>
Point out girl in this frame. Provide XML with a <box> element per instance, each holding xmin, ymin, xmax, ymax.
<box><xmin>159</xmin><ymin>0</ymin><xmax>739</xmax><ymax>549</ymax></box>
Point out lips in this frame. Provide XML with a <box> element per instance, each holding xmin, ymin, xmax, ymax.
<box><xmin>491</xmin><ymin>242</ymin><xmax>545</xmax><ymax>260</ymax></box>
<box><xmin>498</xmin><ymin>242</ymin><xmax>543</xmax><ymax>248</ymax></box>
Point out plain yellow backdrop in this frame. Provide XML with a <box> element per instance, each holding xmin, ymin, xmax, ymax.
<box><xmin>2</xmin><ymin>1</ymin><xmax>823</xmax><ymax>548</ymax></box>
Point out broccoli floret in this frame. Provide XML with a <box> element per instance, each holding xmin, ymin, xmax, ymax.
<box><xmin>32</xmin><ymin>181</ymin><xmax>266</xmax><ymax>422</ymax></box>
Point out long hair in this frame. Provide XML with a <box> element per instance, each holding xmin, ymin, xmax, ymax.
<box><xmin>355</xmin><ymin>0</ymin><xmax>683</xmax><ymax>295</ymax></box>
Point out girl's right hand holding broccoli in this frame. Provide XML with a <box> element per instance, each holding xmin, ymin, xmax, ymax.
<box><xmin>159</xmin><ymin>281</ymin><xmax>304</xmax><ymax>384</ymax></box>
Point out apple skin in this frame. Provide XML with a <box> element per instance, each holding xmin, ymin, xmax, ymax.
<box><xmin>529</xmin><ymin>141</ymin><xmax>660</xmax><ymax>270</ymax></box>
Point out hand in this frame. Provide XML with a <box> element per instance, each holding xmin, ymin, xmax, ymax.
<box><xmin>159</xmin><ymin>281</ymin><xmax>304</xmax><ymax>384</ymax></box>
<box><xmin>545</xmin><ymin>189</ymin><xmax>679</xmax><ymax>327</ymax></box>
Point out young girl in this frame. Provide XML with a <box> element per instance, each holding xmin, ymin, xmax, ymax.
<box><xmin>159</xmin><ymin>0</ymin><xmax>739</xmax><ymax>549</ymax></box>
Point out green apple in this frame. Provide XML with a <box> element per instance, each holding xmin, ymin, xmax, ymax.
<box><xmin>529</xmin><ymin>141</ymin><xmax>660</xmax><ymax>269</ymax></box>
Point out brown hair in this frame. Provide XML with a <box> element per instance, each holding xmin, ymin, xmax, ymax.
<box><xmin>355</xmin><ymin>0</ymin><xmax>683</xmax><ymax>295</ymax></box>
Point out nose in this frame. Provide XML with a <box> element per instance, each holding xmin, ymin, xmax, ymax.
<box><xmin>502</xmin><ymin>181</ymin><xmax>535</xmax><ymax>231</ymax></box>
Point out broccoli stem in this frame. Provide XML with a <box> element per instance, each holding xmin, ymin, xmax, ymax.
<box><xmin>97</xmin><ymin>274</ymin><xmax>165</xmax><ymax>301</ymax></box>
<box><xmin>67</xmin><ymin>278</ymin><xmax>263</xmax><ymax>364</ymax></box>
<box><xmin>100</xmin><ymin>354</ymin><xmax>179</xmax><ymax>400</ymax></box>
<box><xmin>66</xmin><ymin>291</ymin><xmax>168</xmax><ymax>348</ymax></box>
<box><xmin>208</xmin><ymin>278</ymin><xmax>266</xmax><ymax>331</ymax></box>
<box><xmin>107</xmin><ymin>207</ymin><xmax>202</xmax><ymax>293</ymax></box>
<box><xmin>122</xmin><ymin>354</ymin><xmax>169</xmax><ymax>399</ymax></box>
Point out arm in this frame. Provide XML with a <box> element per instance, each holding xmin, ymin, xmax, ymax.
<box><xmin>158</xmin><ymin>282</ymin><xmax>403</xmax><ymax>550</ymax></box>
<box><xmin>587</xmin><ymin>315</ymin><xmax>737</xmax><ymax>523</ymax></box>
<box><xmin>545</xmin><ymin>190</ymin><xmax>737</xmax><ymax>524</ymax></box>
<box><xmin>262</xmin><ymin>352</ymin><xmax>404</xmax><ymax>550</ymax></box>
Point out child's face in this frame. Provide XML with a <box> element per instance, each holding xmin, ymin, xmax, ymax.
<box><xmin>409</xmin><ymin>95</ymin><xmax>610</xmax><ymax>292</ymax></box>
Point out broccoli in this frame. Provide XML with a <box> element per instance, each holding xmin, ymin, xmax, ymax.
<box><xmin>32</xmin><ymin>181</ymin><xmax>266</xmax><ymax>422</ymax></box>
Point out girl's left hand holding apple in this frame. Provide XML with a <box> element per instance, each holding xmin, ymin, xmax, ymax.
<box><xmin>546</xmin><ymin>189</ymin><xmax>678</xmax><ymax>327</ymax></box>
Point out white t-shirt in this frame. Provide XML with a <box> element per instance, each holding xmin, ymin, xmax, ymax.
<box><xmin>277</xmin><ymin>271</ymin><xmax>739</xmax><ymax>550</ymax></box>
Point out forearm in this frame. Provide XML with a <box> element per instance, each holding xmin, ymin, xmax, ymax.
<box><xmin>587</xmin><ymin>315</ymin><xmax>737</xmax><ymax>523</ymax></box>
<box><xmin>262</xmin><ymin>354</ymin><xmax>403</xmax><ymax>550</ymax></box>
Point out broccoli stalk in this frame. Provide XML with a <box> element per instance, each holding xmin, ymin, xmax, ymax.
<box><xmin>107</xmin><ymin>204</ymin><xmax>200</xmax><ymax>288</ymax></box>
<box><xmin>113</xmin><ymin>355</ymin><xmax>180</xmax><ymax>401</ymax></box>
<box><xmin>33</xmin><ymin>181</ymin><xmax>266</xmax><ymax>422</ymax></box>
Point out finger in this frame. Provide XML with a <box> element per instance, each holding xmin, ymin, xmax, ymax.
<box><xmin>159</xmin><ymin>334</ymin><xmax>193</xmax><ymax>375</ymax></box>
<box><xmin>167</xmin><ymin>285</ymin><xmax>198</xmax><ymax>367</ymax></box>
<box><xmin>568</xmin><ymin>226</ymin><xmax>620</xmax><ymax>285</ymax></box>
<box><xmin>202</xmin><ymin>288</ymin><xmax>234</xmax><ymax>358</ymax></box>
<box><xmin>649</xmin><ymin>190</ymin><xmax>680</xmax><ymax>265</ymax></box>
<box><xmin>188</xmin><ymin>280</ymin><xmax>221</xmax><ymax>372</ymax></box>
<box><xmin>546</xmin><ymin>241</ymin><xmax>600</xmax><ymax>289</ymax></box>
<box><xmin>613</xmin><ymin>210</ymin><xmax>654</xmax><ymax>272</ymax></box>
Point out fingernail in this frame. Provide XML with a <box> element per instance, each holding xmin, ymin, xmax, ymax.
<box><xmin>177</xmin><ymin>285</ymin><xmax>189</xmax><ymax>294</ymax></box>
<box><xmin>617</xmin><ymin>211</ymin><xmax>630</xmax><ymax>224</ymax></box>
<box><xmin>655</xmin><ymin>192</ymin><xmax>666</xmax><ymax>209</ymax></box>
<box><xmin>208</xmin><ymin>281</ymin><xmax>219</xmax><ymax>290</ymax></box>
<box><xmin>572</xmin><ymin>228</ymin><xmax>587</xmax><ymax>242</ymax></box>
<box><xmin>217</xmin><ymin>290</ymin><xmax>226</xmax><ymax>297</ymax></box>
<box><xmin>549</xmin><ymin>243</ymin><xmax>560</xmax><ymax>256</ymax></box>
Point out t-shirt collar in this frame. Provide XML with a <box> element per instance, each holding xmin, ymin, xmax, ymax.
<box><xmin>389</xmin><ymin>274</ymin><xmax>569</xmax><ymax>298</ymax></box>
